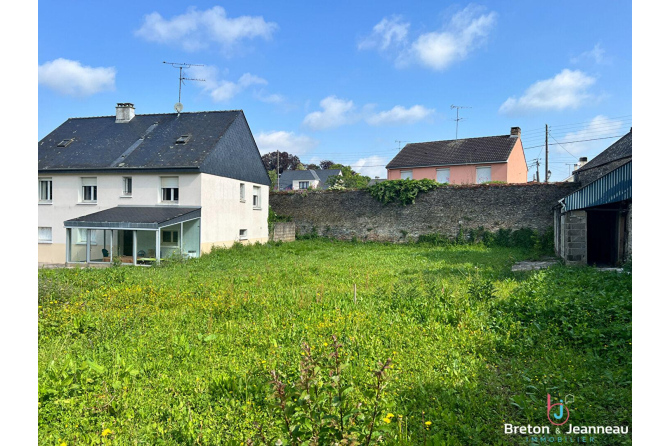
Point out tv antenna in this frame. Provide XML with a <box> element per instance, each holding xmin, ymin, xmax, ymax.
<box><xmin>450</xmin><ymin>105</ymin><xmax>471</xmax><ymax>139</ymax></box>
<box><xmin>395</xmin><ymin>140</ymin><xmax>409</xmax><ymax>150</ymax></box>
<box><xmin>163</xmin><ymin>61</ymin><xmax>205</xmax><ymax>111</ymax></box>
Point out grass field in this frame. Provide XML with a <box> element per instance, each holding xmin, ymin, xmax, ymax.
<box><xmin>38</xmin><ymin>240</ymin><xmax>632</xmax><ymax>445</ymax></box>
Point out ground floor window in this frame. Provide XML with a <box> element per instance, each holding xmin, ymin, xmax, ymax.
<box><xmin>38</xmin><ymin>227</ymin><xmax>52</xmax><ymax>243</ymax></box>
<box><xmin>476</xmin><ymin>166</ymin><xmax>491</xmax><ymax>184</ymax></box>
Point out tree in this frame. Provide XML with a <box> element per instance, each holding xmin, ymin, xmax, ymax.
<box><xmin>305</xmin><ymin>163</ymin><xmax>320</xmax><ymax>170</ymax></box>
<box><xmin>261</xmin><ymin>152</ymin><xmax>302</xmax><ymax>172</ymax></box>
<box><xmin>326</xmin><ymin>164</ymin><xmax>371</xmax><ymax>189</ymax></box>
<box><xmin>296</xmin><ymin>163</ymin><xmax>306</xmax><ymax>170</ymax></box>
<box><xmin>320</xmin><ymin>160</ymin><xmax>335</xmax><ymax>170</ymax></box>
<box><xmin>268</xmin><ymin>169</ymin><xmax>278</xmax><ymax>190</ymax></box>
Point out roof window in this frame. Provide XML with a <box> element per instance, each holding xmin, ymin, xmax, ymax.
<box><xmin>175</xmin><ymin>134</ymin><xmax>191</xmax><ymax>144</ymax></box>
<box><xmin>57</xmin><ymin>138</ymin><xmax>74</xmax><ymax>148</ymax></box>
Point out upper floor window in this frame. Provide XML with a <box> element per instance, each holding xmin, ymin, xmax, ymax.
<box><xmin>39</xmin><ymin>178</ymin><xmax>52</xmax><ymax>203</ymax></box>
<box><xmin>252</xmin><ymin>186</ymin><xmax>261</xmax><ymax>209</ymax></box>
<box><xmin>161</xmin><ymin>177</ymin><xmax>179</xmax><ymax>202</ymax></box>
<box><xmin>400</xmin><ymin>170</ymin><xmax>413</xmax><ymax>180</ymax></box>
<box><xmin>81</xmin><ymin>177</ymin><xmax>97</xmax><ymax>202</ymax></box>
<box><xmin>299</xmin><ymin>181</ymin><xmax>309</xmax><ymax>189</ymax></box>
<box><xmin>240</xmin><ymin>183</ymin><xmax>246</xmax><ymax>202</ymax></box>
<box><xmin>123</xmin><ymin>177</ymin><xmax>133</xmax><ymax>196</ymax></box>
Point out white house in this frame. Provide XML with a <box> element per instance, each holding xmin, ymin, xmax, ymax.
<box><xmin>277</xmin><ymin>169</ymin><xmax>342</xmax><ymax>190</ymax></box>
<box><xmin>38</xmin><ymin>103</ymin><xmax>271</xmax><ymax>265</ymax></box>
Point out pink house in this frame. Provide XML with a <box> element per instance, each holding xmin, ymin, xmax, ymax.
<box><xmin>386</xmin><ymin>127</ymin><xmax>528</xmax><ymax>184</ymax></box>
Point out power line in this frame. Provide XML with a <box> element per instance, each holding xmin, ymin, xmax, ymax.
<box><xmin>548</xmin><ymin>131</ymin><xmax>578</xmax><ymax>159</ymax></box>
<box><xmin>524</xmin><ymin>134</ymin><xmax>625</xmax><ymax>150</ymax></box>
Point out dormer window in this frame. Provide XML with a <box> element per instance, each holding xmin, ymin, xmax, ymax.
<box><xmin>175</xmin><ymin>134</ymin><xmax>191</xmax><ymax>144</ymax></box>
<box><xmin>57</xmin><ymin>138</ymin><xmax>74</xmax><ymax>148</ymax></box>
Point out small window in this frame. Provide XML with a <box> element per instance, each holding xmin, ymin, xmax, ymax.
<box><xmin>162</xmin><ymin>230</ymin><xmax>179</xmax><ymax>245</ymax></box>
<box><xmin>299</xmin><ymin>181</ymin><xmax>309</xmax><ymax>189</ymax></box>
<box><xmin>161</xmin><ymin>177</ymin><xmax>179</xmax><ymax>202</ymax></box>
<box><xmin>81</xmin><ymin>177</ymin><xmax>97</xmax><ymax>202</ymax></box>
<box><xmin>239</xmin><ymin>229</ymin><xmax>248</xmax><ymax>240</ymax></box>
<box><xmin>175</xmin><ymin>134</ymin><xmax>191</xmax><ymax>144</ymax></box>
<box><xmin>123</xmin><ymin>177</ymin><xmax>133</xmax><ymax>196</ymax></box>
<box><xmin>240</xmin><ymin>183</ymin><xmax>246</xmax><ymax>202</ymax></box>
<box><xmin>57</xmin><ymin>138</ymin><xmax>74</xmax><ymax>148</ymax></box>
<box><xmin>252</xmin><ymin>186</ymin><xmax>261</xmax><ymax>209</ymax></box>
<box><xmin>400</xmin><ymin>170</ymin><xmax>413</xmax><ymax>180</ymax></box>
<box><xmin>38</xmin><ymin>227</ymin><xmax>52</xmax><ymax>243</ymax></box>
<box><xmin>39</xmin><ymin>178</ymin><xmax>52</xmax><ymax>202</ymax></box>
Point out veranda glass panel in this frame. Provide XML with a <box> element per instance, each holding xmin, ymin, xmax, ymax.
<box><xmin>68</xmin><ymin>229</ymin><xmax>87</xmax><ymax>262</ymax></box>
<box><xmin>89</xmin><ymin>229</ymin><xmax>112</xmax><ymax>262</ymax></box>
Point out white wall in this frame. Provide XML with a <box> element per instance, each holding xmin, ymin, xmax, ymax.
<box><xmin>38</xmin><ymin>172</ymin><xmax>200</xmax><ymax>263</ymax></box>
<box><xmin>199</xmin><ymin>173</ymin><xmax>269</xmax><ymax>250</ymax></box>
<box><xmin>38</xmin><ymin>172</ymin><xmax>269</xmax><ymax>263</ymax></box>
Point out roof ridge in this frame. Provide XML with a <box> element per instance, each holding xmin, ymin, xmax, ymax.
<box><xmin>407</xmin><ymin>134</ymin><xmax>511</xmax><ymax>146</ymax></box>
<box><xmin>67</xmin><ymin>110</ymin><xmax>243</xmax><ymax>120</ymax></box>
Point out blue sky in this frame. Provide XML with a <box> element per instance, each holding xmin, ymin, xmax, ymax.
<box><xmin>38</xmin><ymin>1</ymin><xmax>631</xmax><ymax>181</ymax></box>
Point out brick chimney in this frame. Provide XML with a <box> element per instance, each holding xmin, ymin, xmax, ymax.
<box><xmin>510</xmin><ymin>126</ymin><xmax>521</xmax><ymax>137</ymax></box>
<box><xmin>115</xmin><ymin>103</ymin><xmax>135</xmax><ymax>123</ymax></box>
<box><xmin>577</xmin><ymin>157</ymin><xmax>588</xmax><ymax>168</ymax></box>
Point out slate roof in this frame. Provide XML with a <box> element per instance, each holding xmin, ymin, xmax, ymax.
<box><xmin>64</xmin><ymin>206</ymin><xmax>201</xmax><ymax>229</ymax></box>
<box><xmin>575</xmin><ymin>130</ymin><xmax>632</xmax><ymax>173</ymax></box>
<box><xmin>38</xmin><ymin>109</ymin><xmax>271</xmax><ymax>186</ymax></box>
<box><xmin>386</xmin><ymin>135</ymin><xmax>519</xmax><ymax>169</ymax></box>
<box><xmin>278</xmin><ymin>169</ymin><xmax>342</xmax><ymax>190</ymax></box>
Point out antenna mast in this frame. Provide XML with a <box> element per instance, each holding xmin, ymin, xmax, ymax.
<box><xmin>450</xmin><ymin>105</ymin><xmax>471</xmax><ymax>139</ymax></box>
<box><xmin>163</xmin><ymin>61</ymin><xmax>205</xmax><ymax>105</ymax></box>
<box><xmin>395</xmin><ymin>140</ymin><xmax>409</xmax><ymax>150</ymax></box>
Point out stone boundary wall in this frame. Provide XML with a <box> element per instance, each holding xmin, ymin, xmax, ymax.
<box><xmin>269</xmin><ymin>183</ymin><xmax>580</xmax><ymax>243</ymax></box>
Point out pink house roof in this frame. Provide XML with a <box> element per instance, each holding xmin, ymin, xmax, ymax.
<box><xmin>386</xmin><ymin>135</ymin><xmax>519</xmax><ymax>169</ymax></box>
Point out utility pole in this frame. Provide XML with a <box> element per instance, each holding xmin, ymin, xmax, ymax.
<box><xmin>545</xmin><ymin>124</ymin><xmax>549</xmax><ymax>182</ymax></box>
<box><xmin>536</xmin><ymin>159</ymin><xmax>541</xmax><ymax>183</ymax></box>
<box><xmin>450</xmin><ymin>105</ymin><xmax>471</xmax><ymax>139</ymax></box>
<box><xmin>276</xmin><ymin>149</ymin><xmax>280</xmax><ymax>191</ymax></box>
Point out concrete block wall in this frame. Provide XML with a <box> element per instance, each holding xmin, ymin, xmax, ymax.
<box><xmin>271</xmin><ymin>222</ymin><xmax>296</xmax><ymax>242</ymax></box>
<box><xmin>564</xmin><ymin>210</ymin><xmax>587</xmax><ymax>264</ymax></box>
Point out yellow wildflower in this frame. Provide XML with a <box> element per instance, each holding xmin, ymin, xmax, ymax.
<box><xmin>101</xmin><ymin>428</ymin><xmax>112</xmax><ymax>437</ymax></box>
<box><xmin>382</xmin><ymin>418</ymin><xmax>391</xmax><ymax>423</ymax></box>
<box><xmin>386</xmin><ymin>413</ymin><xmax>394</xmax><ymax>418</ymax></box>
<box><xmin>425</xmin><ymin>421</ymin><xmax>432</xmax><ymax>426</ymax></box>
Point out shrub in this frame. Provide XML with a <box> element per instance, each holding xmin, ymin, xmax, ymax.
<box><xmin>368</xmin><ymin>179</ymin><xmax>439</xmax><ymax>205</ymax></box>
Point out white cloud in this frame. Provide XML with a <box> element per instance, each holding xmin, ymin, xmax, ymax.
<box><xmin>358</xmin><ymin>15</ymin><xmax>410</xmax><ymax>51</ymax></box>
<box><xmin>571</xmin><ymin>43</ymin><xmax>609</xmax><ymax>65</ymax></box>
<box><xmin>303</xmin><ymin>96</ymin><xmax>357</xmax><ymax>130</ymax></box>
<box><xmin>360</xmin><ymin>6</ymin><xmax>496</xmax><ymax>71</ymax></box>
<box><xmin>351</xmin><ymin>155</ymin><xmax>389</xmax><ymax>179</ymax></box>
<box><xmin>189</xmin><ymin>65</ymin><xmax>266</xmax><ymax>102</ymax></box>
<box><xmin>553</xmin><ymin>115</ymin><xmax>625</xmax><ymax>158</ymax></box>
<box><xmin>255</xmin><ymin>131</ymin><xmax>319</xmax><ymax>156</ymax></box>
<box><xmin>366</xmin><ymin>105</ymin><xmax>434</xmax><ymax>126</ymax></box>
<box><xmin>38</xmin><ymin>58</ymin><xmax>115</xmax><ymax>96</ymax></box>
<box><xmin>135</xmin><ymin>6</ymin><xmax>277</xmax><ymax>51</ymax></box>
<box><xmin>499</xmin><ymin>69</ymin><xmax>596</xmax><ymax>114</ymax></box>
<box><xmin>253</xmin><ymin>91</ymin><xmax>285</xmax><ymax>104</ymax></box>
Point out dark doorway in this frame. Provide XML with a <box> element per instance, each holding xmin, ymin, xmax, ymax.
<box><xmin>122</xmin><ymin>230</ymin><xmax>133</xmax><ymax>256</ymax></box>
<box><xmin>586</xmin><ymin>209</ymin><xmax>618</xmax><ymax>266</ymax></box>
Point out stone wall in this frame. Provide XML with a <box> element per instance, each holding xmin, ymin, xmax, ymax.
<box><xmin>269</xmin><ymin>183</ymin><xmax>580</xmax><ymax>242</ymax></box>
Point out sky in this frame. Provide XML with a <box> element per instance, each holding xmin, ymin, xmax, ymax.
<box><xmin>38</xmin><ymin>1</ymin><xmax>632</xmax><ymax>181</ymax></box>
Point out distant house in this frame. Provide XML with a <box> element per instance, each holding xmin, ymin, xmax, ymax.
<box><xmin>367</xmin><ymin>177</ymin><xmax>386</xmax><ymax>187</ymax></box>
<box><xmin>554</xmin><ymin>130</ymin><xmax>632</xmax><ymax>266</ymax></box>
<box><xmin>38</xmin><ymin>103</ymin><xmax>271</xmax><ymax>265</ymax></box>
<box><xmin>278</xmin><ymin>169</ymin><xmax>342</xmax><ymax>190</ymax></box>
<box><xmin>386</xmin><ymin>127</ymin><xmax>528</xmax><ymax>184</ymax></box>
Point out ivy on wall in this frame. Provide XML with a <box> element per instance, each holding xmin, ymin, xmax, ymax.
<box><xmin>368</xmin><ymin>179</ymin><xmax>440</xmax><ymax>205</ymax></box>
